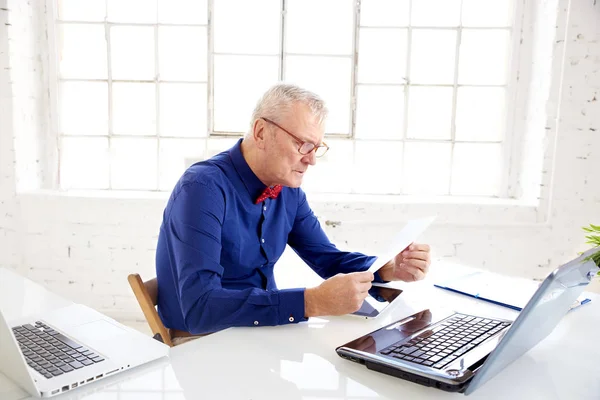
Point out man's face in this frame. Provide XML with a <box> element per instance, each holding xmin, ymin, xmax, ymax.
<box><xmin>262</xmin><ymin>104</ymin><xmax>325</xmax><ymax>188</ymax></box>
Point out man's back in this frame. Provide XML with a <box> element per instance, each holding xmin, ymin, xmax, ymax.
<box><xmin>155</xmin><ymin>140</ymin><xmax>308</xmax><ymax>334</ymax></box>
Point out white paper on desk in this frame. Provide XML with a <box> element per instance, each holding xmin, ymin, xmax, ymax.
<box><xmin>367</xmin><ymin>216</ymin><xmax>436</xmax><ymax>274</ymax></box>
<box><xmin>435</xmin><ymin>271</ymin><xmax>591</xmax><ymax>311</ymax></box>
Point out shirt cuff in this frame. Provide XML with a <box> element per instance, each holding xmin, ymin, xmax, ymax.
<box><xmin>277</xmin><ymin>288</ymin><xmax>307</xmax><ymax>324</ymax></box>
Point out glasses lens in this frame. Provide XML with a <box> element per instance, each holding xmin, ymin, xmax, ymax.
<box><xmin>315</xmin><ymin>145</ymin><xmax>328</xmax><ymax>158</ymax></box>
<box><xmin>299</xmin><ymin>142</ymin><xmax>315</xmax><ymax>155</ymax></box>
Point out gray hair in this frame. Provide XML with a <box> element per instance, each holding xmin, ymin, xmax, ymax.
<box><xmin>249</xmin><ymin>83</ymin><xmax>328</xmax><ymax>131</ymax></box>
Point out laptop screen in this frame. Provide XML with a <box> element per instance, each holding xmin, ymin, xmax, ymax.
<box><xmin>465</xmin><ymin>251</ymin><xmax>599</xmax><ymax>394</ymax></box>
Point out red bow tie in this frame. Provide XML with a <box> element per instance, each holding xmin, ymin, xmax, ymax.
<box><xmin>255</xmin><ymin>185</ymin><xmax>283</xmax><ymax>204</ymax></box>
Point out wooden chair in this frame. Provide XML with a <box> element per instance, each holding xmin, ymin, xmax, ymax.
<box><xmin>127</xmin><ymin>273</ymin><xmax>174</xmax><ymax>347</ymax></box>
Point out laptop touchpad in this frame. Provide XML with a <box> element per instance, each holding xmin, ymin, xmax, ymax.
<box><xmin>71</xmin><ymin>320</ymin><xmax>127</xmax><ymax>344</ymax></box>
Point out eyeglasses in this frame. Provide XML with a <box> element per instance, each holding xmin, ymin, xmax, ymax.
<box><xmin>261</xmin><ymin>117</ymin><xmax>329</xmax><ymax>158</ymax></box>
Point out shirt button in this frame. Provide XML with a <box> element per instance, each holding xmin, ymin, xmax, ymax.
<box><xmin>263</xmin><ymin>206</ymin><xmax>267</xmax><ymax>211</ymax></box>
<box><xmin>289</xmin><ymin>316</ymin><xmax>294</xmax><ymax>322</ymax></box>
<box><xmin>261</xmin><ymin>238</ymin><xmax>265</xmax><ymax>243</ymax></box>
<box><xmin>254</xmin><ymin>321</ymin><xmax>259</xmax><ymax>326</ymax></box>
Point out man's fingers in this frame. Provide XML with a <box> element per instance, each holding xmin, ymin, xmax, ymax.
<box><xmin>352</xmin><ymin>271</ymin><xmax>375</xmax><ymax>282</ymax></box>
<box><xmin>402</xmin><ymin>250</ymin><xmax>430</xmax><ymax>261</ymax></box>
<box><xmin>402</xmin><ymin>259</ymin><xmax>429</xmax><ymax>272</ymax></box>
<box><xmin>408</xmin><ymin>243</ymin><xmax>430</xmax><ymax>252</ymax></box>
<box><xmin>357</xmin><ymin>281</ymin><xmax>372</xmax><ymax>293</ymax></box>
<box><xmin>402</xmin><ymin>266</ymin><xmax>426</xmax><ymax>281</ymax></box>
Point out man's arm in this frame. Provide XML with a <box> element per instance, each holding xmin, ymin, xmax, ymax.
<box><xmin>287</xmin><ymin>189</ymin><xmax>382</xmax><ymax>280</ymax></box>
<box><xmin>166</xmin><ymin>182</ymin><xmax>305</xmax><ymax>334</ymax></box>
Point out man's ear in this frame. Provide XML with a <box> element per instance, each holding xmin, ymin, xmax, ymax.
<box><xmin>252</xmin><ymin>119</ymin><xmax>267</xmax><ymax>150</ymax></box>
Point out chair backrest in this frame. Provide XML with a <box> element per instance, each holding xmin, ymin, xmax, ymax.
<box><xmin>127</xmin><ymin>273</ymin><xmax>174</xmax><ymax>347</ymax></box>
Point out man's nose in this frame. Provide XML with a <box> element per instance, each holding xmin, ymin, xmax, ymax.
<box><xmin>303</xmin><ymin>150</ymin><xmax>317</xmax><ymax>166</ymax></box>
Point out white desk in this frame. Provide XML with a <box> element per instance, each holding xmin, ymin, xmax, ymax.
<box><xmin>1</xmin><ymin>265</ymin><xmax>599</xmax><ymax>400</ymax></box>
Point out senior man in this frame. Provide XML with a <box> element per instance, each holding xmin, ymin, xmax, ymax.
<box><xmin>155</xmin><ymin>83</ymin><xmax>431</xmax><ymax>344</ymax></box>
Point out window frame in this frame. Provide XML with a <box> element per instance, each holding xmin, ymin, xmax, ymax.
<box><xmin>47</xmin><ymin>0</ymin><xmax>526</xmax><ymax>198</ymax></box>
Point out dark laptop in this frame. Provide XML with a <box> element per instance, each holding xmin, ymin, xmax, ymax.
<box><xmin>336</xmin><ymin>249</ymin><xmax>599</xmax><ymax>394</ymax></box>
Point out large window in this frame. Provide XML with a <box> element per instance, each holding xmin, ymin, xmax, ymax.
<box><xmin>54</xmin><ymin>0</ymin><xmax>517</xmax><ymax>196</ymax></box>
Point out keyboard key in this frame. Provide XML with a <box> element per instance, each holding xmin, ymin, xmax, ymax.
<box><xmin>51</xmin><ymin>370</ymin><xmax>63</xmax><ymax>376</ymax></box>
<box><xmin>81</xmin><ymin>359</ymin><xmax>94</xmax><ymax>366</ymax></box>
<box><xmin>91</xmin><ymin>356</ymin><xmax>105</xmax><ymax>363</ymax></box>
<box><xmin>60</xmin><ymin>365</ymin><xmax>74</xmax><ymax>372</ymax></box>
<box><xmin>69</xmin><ymin>361</ymin><xmax>84</xmax><ymax>369</ymax></box>
<box><xmin>400</xmin><ymin>346</ymin><xmax>418</xmax><ymax>355</ymax></box>
<box><xmin>54</xmin><ymin>333</ymin><xmax>83</xmax><ymax>350</ymax></box>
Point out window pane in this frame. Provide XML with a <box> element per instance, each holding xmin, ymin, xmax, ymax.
<box><xmin>111</xmin><ymin>26</ymin><xmax>155</xmax><ymax>80</ymax></box>
<box><xmin>411</xmin><ymin>0</ymin><xmax>461</xmax><ymax>27</ymax></box>
<box><xmin>113</xmin><ymin>83</ymin><xmax>156</xmax><ymax>135</ymax></box>
<box><xmin>451</xmin><ymin>143</ymin><xmax>502</xmax><ymax>196</ymax></box>
<box><xmin>107</xmin><ymin>0</ymin><xmax>156</xmax><ymax>23</ymax></box>
<box><xmin>360</xmin><ymin>0</ymin><xmax>409</xmax><ymax>27</ymax></box>
<box><xmin>403</xmin><ymin>142</ymin><xmax>451</xmax><ymax>195</ymax></box>
<box><xmin>159</xmin><ymin>139</ymin><xmax>206</xmax><ymax>191</ymax></box>
<box><xmin>160</xmin><ymin>83</ymin><xmax>207</xmax><ymax>137</ymax></box>
<box><xmin>214</xmin><ymin>0</ymin><xmax>280</xmax><ymax>54</ymax></box>
<box><xmin>410</xmin><ymin>30</ymin><xmax>457</xmax><ymax>84</ymax></box>
<box><xmin>407</xmin><ymin>86</ymin><xmax>453</xmax><ymax>140</ymax></box>
<box><xmin>302</xmin><ymin>139</ymin><xmax>353</xmax><ymax>193</ymax></box>
<box><xmin>459</xmin><ymin>29</ymin><xmax>510</xmax><ymax>85</ymax></box>
<box><xmin>60</xmin><ymin>137</ymin><xmax>109</xmax><ymax>189</ymax></box>
<box><xmin>285</xmin><ymin>56</ymin><xmax>352</xmax><ymax>134</ymax></box>
<box><xmin>158</xmin><ymin>0</ymin><xmax>207</xmax><ymax>24</ymax></box>
<box><xmin>456</xmin><ymin>87</ymin><xmax>506</xmax><ymax>141</ymax></box>
<box><xmin>286</xmin><ymin>0</ymin><xmax>354</xmax><ymax>55</ymax></box>
<box><xmin>213</xmin><ymin>55</ymin><xmax>279</xmax><ymax>132</ymax></box>
<box><xmin>355</xmin><ymin>85</ymin><xmax>404</xmax><ymax>140</ymax></box>
<box><xmin>462</xmin><ymin>0</ymin><xmax>514</xmax><ymax>28</ymax></box>
<box><xmin>354</xmin><ymin>141</ymin><xmax>402</xmax><ymax>194</ymax></box>
<box><xmin>159</xmin><ymin>27</ymin><xmax>207</xmax><ymax>81</ymax></box>
<box><xmin>60</xmin><ymin>82</ymin><xmax>108</xmax><ymax>135</ymax></box>
<box><xmin>111</xmin><ymin>138</ymin><xmax>157</xmax><ymax>190</ymax></box>
<box><xmin>357</xmin><ymin>28</ymin><xmax>407</xmax><ymax>84</ymax></box>
<box><xmin>58</xmin><ymin>24</ymin><xmax>107</xmax><ymax>79</ymax></box>
<box><xmin>58</xmin><ymin>0</ymin><xmax>105</xmax><ymax>21</ymax></box>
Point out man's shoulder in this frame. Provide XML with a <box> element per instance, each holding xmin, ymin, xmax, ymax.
<box><xmin>171</xmin><ymin>157</ymin><xmax>232</xmax><ymax>198</ymax></box>
<box><xmin>182</xmin><ymin>153</ymin><xmax>232</xmax><ymax>185</ymax></box>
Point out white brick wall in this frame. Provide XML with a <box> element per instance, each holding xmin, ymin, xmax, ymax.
<box><xmin>0</xmin><ymin>0</ymin><xmax>21</xmax><ymax>271</ymax></box>
<box><xmin>0</xmin><ymin>0</ymin><xmax>599</xmax><ymax>322</ymax></box>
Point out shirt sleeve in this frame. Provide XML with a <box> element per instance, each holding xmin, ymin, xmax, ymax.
<box><xmin>287</xmin><ymin>189</ymin><xmax>385</xmax><ymax>282</ymax></box>
<box><xmin>166</xmin><ymin>181</ymin><xmax>306</xmax><ymax>334</ymax></box>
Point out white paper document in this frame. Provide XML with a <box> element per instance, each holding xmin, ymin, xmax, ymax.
<box><xmin>367</xmin><ymin>216</ymin><xmax>436</xmax><ymax>274</ymax></box>
<box><xmin>434</xmin><ymin>270</ymin><xmax>591</xmax><ymax>311</ymax></box>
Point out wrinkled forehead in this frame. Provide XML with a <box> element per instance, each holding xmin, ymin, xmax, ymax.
<box><xmin>279</xmin><ymin>103</ymin><xmax>325</xmax><ymax>144</ymax></box>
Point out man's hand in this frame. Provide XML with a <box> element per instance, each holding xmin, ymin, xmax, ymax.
<box><xmin>379</xmin><ymin>243</ymin><xmax>431</xmax><ymax>282</ymax></box>
<box><xmin>304</xmin><ymin>271</ymin><xmax>374</xmax><ymax>317</ymax></box>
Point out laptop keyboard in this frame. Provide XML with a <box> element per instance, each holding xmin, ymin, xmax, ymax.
<box><xmin>11</xmin><ymin>321</ymin><xmax>105</xmax><ymax>379</ymax></box>
<box><xmin>380</xmin><ymin>314</ymin><xmax>511</xmax><ymax>369</ymax></box>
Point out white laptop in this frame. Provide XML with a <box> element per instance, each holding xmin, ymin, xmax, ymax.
<box><xmin>0</xmin><ymin>303</ymin><xmax>168</xmax><ymax>398</ymax></box>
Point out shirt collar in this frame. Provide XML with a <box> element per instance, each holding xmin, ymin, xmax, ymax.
<box><xmin>229</xmin><ymin>138</ymin><xmax>269</xmax><ymax>202</ymax></box>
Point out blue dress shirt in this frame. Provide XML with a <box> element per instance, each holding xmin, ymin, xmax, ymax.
<box><xmin>156</xmin><ymin>139</ymin><xmax>378</xmax><ymax>334</ymax></box>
